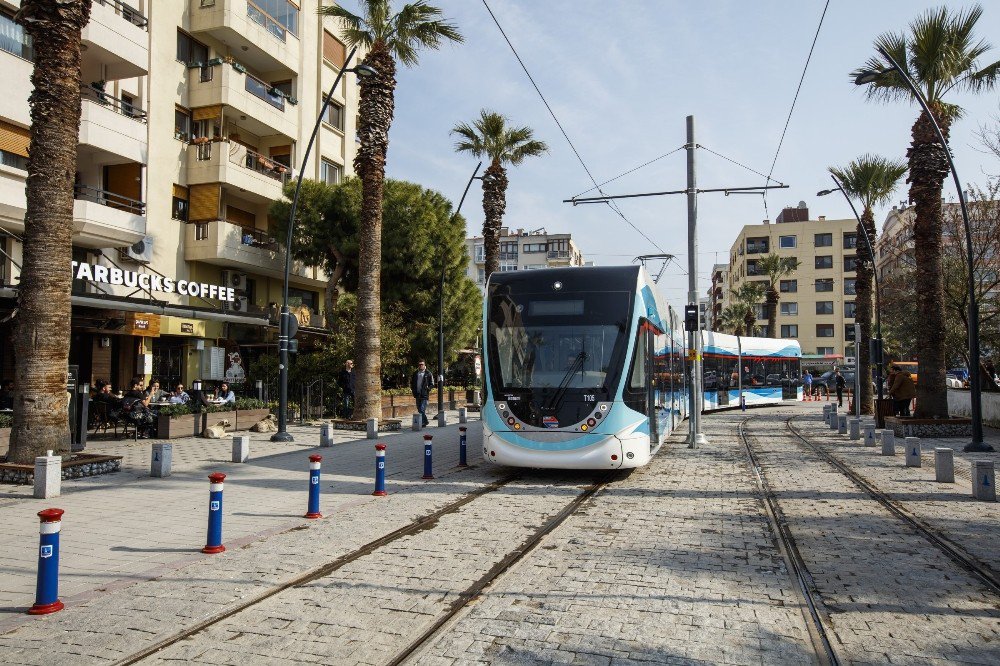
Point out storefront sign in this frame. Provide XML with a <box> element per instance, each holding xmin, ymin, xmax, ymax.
<box><xmin>181</xmin><ymin>323</ymin><xmax>194</xmax><ymax>334</ymax></box>
<box><xmin>71</xmin><ymin>261</ymin><xmax>236</xmax><ymax>302</ymax></box>
<box><xmin>126</xmin><ymin>313</ymin><xmax>161</xmax><ymax>337</ymax></box>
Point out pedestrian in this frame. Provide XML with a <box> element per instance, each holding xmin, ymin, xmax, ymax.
<box><xmin>337</xmin><ymin>359</ymin><xmax>355</xmax><ymax>419</ymax></box>
<box><xmin>411</xmin><ymin>360</ymin><xmax>435</xmax><ymax>427</ymax></box>
<box><xmin>888</xmin><ymin>365</ymin><xmax>916</xmax><ymax>417</ymax></box>
<box><xmin>802</xmin><ymin>370</ymin><xmax>813</xmax><ymax>399</ymax></box>
<box><xmin>834</xmin><ymin>369</ymin><xmax>846</xmax><ymax>407</ymax></box>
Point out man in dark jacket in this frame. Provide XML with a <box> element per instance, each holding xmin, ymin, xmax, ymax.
<box><xmin>337</xmin><ymin>360</ymin><xmax>355</xmax><ymax>418</ymax></box>
<box><xmin>834</xmin><ymin>369</ymin><xmax>846</xmax><ymax>407</ymax></box>
<box><xmin>411</xmin><ymin>360</ymin><xmax>435</xmax><ymax>426</ymax></box>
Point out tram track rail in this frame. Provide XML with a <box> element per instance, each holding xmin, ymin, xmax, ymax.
<box><xmin>737</xmin><ymin>416</ymin><xmax>841</xmax><ymax>666</ymax></box>
<box><xmin>785</xmin><ymin>416</ymin><xmax>1000</xmax><ymax>597</ymax></box>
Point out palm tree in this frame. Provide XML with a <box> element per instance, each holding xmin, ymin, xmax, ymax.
<box><xmin>830</xmin><ymin>155</ymin><xmax>908</xmax><ymax>416</ymax></box>
<box><xmin>719</xmin><ymin>304</ymin><xmax>747</xmax><ymax>336</ymax></box>
<box><xmin>758</xmin><ymin>254</ymin><xmax>801</xmax><ymax>339</ymax></box>
<box><xmin>6</xmin><ymin>1</ymin><xmax>92</xmax><ymax>464</ymax></box>
<box><xmin>319</xmin><ymin>1</ymin><xmax>462</xmax><ymax>421</ymax></box>
<box><xmin>852</xmin><ymin>4</ymin><xmax>999</xmax><ymax>418</ymax></box>
<box><xmin>451</xmin><ymin>110</ymin><xmax>548</xmax><ymax>280</ymax></box>
<box><xmin>733</xmin><ymin>282</ymin><xmax>767</xmax><ymax>337</ymax></box>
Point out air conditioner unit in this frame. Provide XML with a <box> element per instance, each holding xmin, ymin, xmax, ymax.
<box><xmin>229</xmin><ymin>272</ymin><xmax>248</xmax><ymax>291</ymax></box>
<box><xmin>122</xmin><ymin>236</ymin><xmax>153</xmax><ymax>263</ymax></box>
<box><xmin>224</xmin><ymin>296</ymin><xmax>249</xmax><ymax>312</ymax></box>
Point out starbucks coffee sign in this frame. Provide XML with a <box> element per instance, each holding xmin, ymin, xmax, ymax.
<box><xmin>71</xmin><ymin>261</ymin><xmax>236</xmax><ymax>302</ymax></box>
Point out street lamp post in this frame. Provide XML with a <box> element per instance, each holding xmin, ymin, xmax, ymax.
<box><xmin>436</xmin><ymin>162</ymin><xmax>483</xmax><ymax>423</ymax></box>
<box><xmin>271</xmin><ymin>47</ymin><xmax>377</xmax><ymax>442</ymax></box>
<box><xmin>817</xmin><ymin>178</ymin><xmax>885</xmax><ymax>427</ymax></box>
<box><xmin>856</xmin><ymin>46</ymin><xmax>991</xmax><ymax>452</ymax></box>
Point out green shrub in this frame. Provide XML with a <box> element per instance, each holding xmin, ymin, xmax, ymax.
<box><xmin>157</xmin><ymin>404</ymin><xmax>191</xmax><ymax>417</ymax></box>
<box><xmin>0</xmin><ymin>413</ymin><xmax>12</xmax><ymax>428</ymax></box>
<box><xmin>235</xmin><ymin>398</ymin><xmax>266</xmax><ymax>410</ymax></box>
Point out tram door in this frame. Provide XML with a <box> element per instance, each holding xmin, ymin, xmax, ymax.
<box><xmin>645</xmin><ymin>329</ymin><xmax>658</xmax><ymax>444</ymax></box>
<box><xmin>625</xmin><ymin>323</ymin><xmax>657</xmax><ymax>444</ymax></box>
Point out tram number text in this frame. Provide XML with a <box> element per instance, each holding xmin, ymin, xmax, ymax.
<box><xmin>584</xmin><ymin>395</ymin><xmax>596</xmax><ymax>402</ymax></box>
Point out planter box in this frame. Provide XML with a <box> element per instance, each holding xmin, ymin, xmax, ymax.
<box><xmin>235</xmin><ymin>408</ymin><xmax>271</xmax><ymax>431</ymax></box>
<box><xmin>157</xmin><ymin>412</ymin><xmax>206</xmax><ymax>439</ymax></box>
<box><xmin>0</xmin><ymin>427</ymin><xmax>9</xmax><ymax>457</ymax></box>
<box><xmin>885</xmin><ymin>416</ymin><xmax>972</xmax><ymax>438</ymax></box>
<box><xmin>0</xmin><ymin>453</ymin><xmax>122</xmax><ymax>485</ymax></box>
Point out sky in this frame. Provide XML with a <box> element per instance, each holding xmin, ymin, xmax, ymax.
<box><xmin>340</xmin><ymin>0</ymin><xmax>1000</xmax><ymax>304</ymax></box>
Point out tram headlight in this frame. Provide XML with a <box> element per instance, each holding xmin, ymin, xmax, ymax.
<box><xmin>587</xmin><ymin>418</ymin><xmax>596</xmax><ymax>427</ymax></box>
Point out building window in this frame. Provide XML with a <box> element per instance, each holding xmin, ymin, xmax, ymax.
<box><xmin>780</xmin><ymin>324</ymin><xmax>798</xmax><ymax>338</ymax></box>
<box><xmin>780</xmin><ymin>279</ymin><xmax>797</xmax><ymax>293</ymax></box>
<box><xmin>844</xmin><ymin>233</ymin><xmax>858</xmax><ymax>249</ymax></box>
<box><xmin>248</xmin><ymin>0</ymin><xmax>299</xmax><ymax>40</ymax></box>
<box><xmin>320</xmin><ymin>158</ymin><xmax>341</xmax><ymax>185</ymax></box>
<box><xmin>171</xmin><ymin>197</ymin><xmax>188</xmax><ymax>221</ymax></box>
<box><xmin>844</xmin><ymin>256</ymin><xmax>858</xmax><ymax>272</ymax></box>
<box><xmin>815</xmin><ymin>278</ymin><xmax>833</xmax><ymax>292</ymax></box>
<box><xmin>780</xmin><ymin>302</ymin><xmax>797</xmax><ymax>316</ymax></box>
<box><xmin>779</xmin><ymin>235</ymin><xmax>796</xmax><ymax>248</ymax></box>
<box><xmin>499</xmin><ymin>263</ymin><xmax>518</xmax><ymax>272</ymax></box>
<box><xmin>816</xmin><ymin>324</ymin><xmax>835</xmax><ymax>338</ymax></box>
<box><xmin>0</xmin><ymin>10</ymin><xmax>33</xmax><ymax>60</ymax></box>
<box><xmin>746</xmin><ymin>260</ymin><xmax>760</xmax><ymax>276</ymax></box>
<box><xmin>845</xmin><ymin>301</ymin><xmax>856</xmax><ymax>318</ymax></box>
<box><xmin>174</xmin><ymin>108</ymin><xmax>191</xmax><ymax>141</ymax></box>
<box><xmin>754</xmin><ymin>304</ymin><xmax>767</xmax><ymax>320</ymax></box>
<box><xmin>523</xmin><ymin>243</ymin><xmax>546</xmax><ymax>253</ymax></box>
<box><xmin>176</xmin><ymin>30</ymin><xmax>208</xmax><ymax>65</ymax></box>
<box><xmin>817</xmin><ymin>346</ymin><xmax>835</xmax><ymax>355</ymax></box>
<box><xmin>815</xmin><ymin>255</ymin><xmax>833</xmax><ymax>269</ymax></box>
<box><xmin>323</xmin><ymin>99</ymin><xmax>344</xmax><ymax>131</ymax></box>
<box><xmin>523</xmin><ymin>264</ymin><xmax>546</xmax><ymax>270</ymax></box>
<box><xmin>844</xmin><ymin>278</ymin><xmax>856</xmax><ymax>295</ymax></box>
<box><xmin>323</xmin><ymin>30</ymin><xmax>346</xmax><ymax>67</ymax></box>
<box><xmin>815</xmin><ymin>233</ymin><xmax>832</xmax><ymax>247</ymax></box>
<box><xmin>474</xmin><ymin>244</ymin><xmax>484</xmax><ymax>263</ymax></box>
<box><xmin>845</xmin><ymin>325</ymin><xmax>856</xmax><ymax>341</ymax></box>
<box><xmin>477</xmin><ymin>268</ymin><xmax>484</xmax><ymax>284</ymax></box>
<box><xmin>816</xmin><ymin>301</ymin><xmax>834</xmax><ymax>315</ymax></box>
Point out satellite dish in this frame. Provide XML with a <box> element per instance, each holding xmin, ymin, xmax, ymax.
<box><xmin>797</xmin><ymin>201</ymin><xmax>807</xmax><ymax>208</ymax></box>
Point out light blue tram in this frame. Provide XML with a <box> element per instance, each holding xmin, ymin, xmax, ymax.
<box><xmin>481</xmin><ymin>265</ymin><xmax>800</xmax><ymax>470</ymax></box>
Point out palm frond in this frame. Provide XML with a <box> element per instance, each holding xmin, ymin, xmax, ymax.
<box><xmin>318</xmin><ymin>4</ymin><xmax>374</xmax><ymax>48</ymax></box>
<box><xmin>829</xmin><ymin>154</ymin><xmax>908</xmax><ymax>211</ymax></box>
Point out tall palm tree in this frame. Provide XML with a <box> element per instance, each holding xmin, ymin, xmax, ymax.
<box><xmin>830</xmin><ymin>155</ymin><xmax>908</xmax><ymax>416</ymax></box>
<box><xmin>451</xmin><ymin>110</ymin><xmax>548</xmax><ymax>280</ymax></box>
<box><xmin>319</xmin><ymin>1</ymin><xmax>462</xmax><ymax>421</ymax></box>
<box><xmin>719</xmin><ymin>304</ymin><xmax>747</xmax><ymax>336</ymax></box>
<box><xmin>733</xmin><ymin>282</ymin><xmax>767</xmax><ymax>337</ymax></box>
<box><xmin>758</xmin><ymin>254</ymin><xmax>801</xmax><ymax>339</ymax></box>
<box><xmin>852</xmin><ymin>4</ymin><xmax>999</xmax><ymax>418</ymax></box>
<box><xmin>7</xmin><ymin>1</ymin><xmax>92</xmax><ymax>464</ymax></box>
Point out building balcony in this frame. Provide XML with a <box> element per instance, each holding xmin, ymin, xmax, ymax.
<box><xmin>189</xmin><ymin>0</ymin><xmax>299</xmax><ymax>76</ymax></box>
<box><xmin>79</xmin><ymin>87</ymin><xmax>147</xmax><ymax>164</ymax></box>
<box><xmin>185</xmin><ymin>141</ymin><xmax>288</xmax><ymax>204</ymax></box>
<box><xmin>0</xmin><ymin>48</ymin><xmax>33</xmax><ymax>127</ymax></box>
<box><xmin>81</xmin><ymin>0</ymin><xmax>149</xmax><ymax>80</ymax></box>
<box><xmin>188</xmin><ymin>64</ymin><xmax>297</xmax><ymax>141</ymax></box>
<box><xmin>547</xmin><ymin>250</ymin><xmax>572</xmax><ymax>263</ymax></box>
<box><xmin>184</xmin><ymin>220</ymin><xmax>326</xmax><ymax>287</ymax></box>
<box><xmin>72</xmin><ymin>185</ymin><xmax>147</xmax><ymax>249</ymax></box>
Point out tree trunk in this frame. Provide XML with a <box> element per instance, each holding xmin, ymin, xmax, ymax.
<box><xmin>8</xmin><ymin>1</ymin><xmax>92</xmax><ymax>464</ymax></box>
<box><xmin>351</xmin><ymin>45</ymin><xmax>395</xmax><ymax>422</ymax></box>
<box><xmin>908</xmin><ymin>107</ymin><xmax>950</xmax><ymax>418</ymax></box>
<box><xmin>855</xmin><ymin>209</ymin><xmax>876</xmax><ymax>415</ymax></box>
<box><xmin>323</xmin><ymin>244</ymin><xmax>347</xmax><ymax>331</ymax></box>
<box><xmin>765</xmin><ymin>287</ymin><xmax>779</xmax><ymax>338</ymax></box>
<box><xmin>481</xmin><ymin>162</ymin><xmax>507</xmax><ymax>282</ymax></box>
<box><xmin>744</xmin><ymin>312</ymin><xmax>755</xmax><ymax>337</ymax></box>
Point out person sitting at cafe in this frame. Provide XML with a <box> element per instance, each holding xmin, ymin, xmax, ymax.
<box><xmin>93</xmin><ymin>380</ymin><xmax>123</xmax><ymax>408</ymax></box>
<box><xmin>215</xmin><ymin>381</ymin><xmax>236</xmax><ymax>404</ymax></box>
<box><xmin>146</xmin><ymin>379</ymin><xmax>169</xmax><ymax>403</ymax></box>
<box><xmin>169</xmin><ymin>383</ymin><xmax>190</xmax><ymax>404</ymax></box>
<box><xmin>123</xmin><ymin>377</ymin><xmax>155</xmax><ymax>438</ymax></box>
<box><xmin>0</xmin><ymin>378</ymin><xmax>14</xmax><ymax>410</ymax></box>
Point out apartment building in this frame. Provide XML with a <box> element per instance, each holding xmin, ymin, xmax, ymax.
<box><xmin>0</xmin><ymin>0</ymin><xmax>360</xmax><ymax>390</ymax></box>
<box><xmin>707</xmin><ymin>263</ymin><xmax>727</xmax><ymax>330</ymax></box>
<box><xmin>726</xmin><ymin>205</ymin><xmax>859</xmax><ymax>367</ymax></box>
<box><xmin>465</xmin><ymin>228</ymin><xmax>586</xmax><ymax>286</ymax></box>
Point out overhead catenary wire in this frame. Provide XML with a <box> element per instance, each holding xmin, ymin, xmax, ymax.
<box><xmin>571</xmin><ymin>145</ymin><xmax>686</xmax><ymax>199</ymax></box>
<box><xmin>481</xmin><ymin>0</ymin><xmax>666</xmax><ymax>254</ymax></box>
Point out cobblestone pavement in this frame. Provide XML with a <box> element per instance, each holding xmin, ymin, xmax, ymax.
<box><xmin>743</xmin><ymin>411</ymin><xmax>1000</xmax><ymax>664</ymax></box>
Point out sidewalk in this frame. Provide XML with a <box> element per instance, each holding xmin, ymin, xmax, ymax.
<box><xmin>0</xmin><ymin>409</ymin><xmax>478</xmax><ymax>620</ymax></box>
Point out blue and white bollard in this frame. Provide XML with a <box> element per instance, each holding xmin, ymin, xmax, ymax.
<box><xmin>305</xmin><ymin>454</ymin><xmax>322</xmax><ymax>519</ymax></box>
<box><xmin>740</xmin><ymin>394</ymin><xmax>746</xmax><ymax>411</ymax></box>
<box><xmin>28</xmin><ymin>508</ymin><xmax>65</xmax><ymax>615</ymax></box>
<box><xmin>202</xmin><ymin>472</ymin><xmax>226</xmax><ymax>554</ymax></box>
<box><xmin>422</xmin><ymin>434</ymin><xmax>434</xmax><ymax>480</ymax></box>
<box><xmin>373</xmin><ymin>444</ymin><xmax>387</xmax><ymax>496</ymax></box>
<box><xmin>458</xmin><ymin>427</ymin><xmax>468</xmax><ymax>467</ymax></box>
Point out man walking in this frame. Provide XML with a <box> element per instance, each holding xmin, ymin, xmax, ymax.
<box><xmin>802</xmin><ymin>370</ymin><xmax>813</xmax><ymax>401</ymax></box>
<box><xmin>411</xmin><ymin>360</ymin><xmax>435</xmax><ymax>427</ymax></box>
<box><xmin>834</xmin><ymin>369</ymin><xmax>846</xmax><ymax>407</ymax></box>
<box><xmin>337</xmin><ymin>360</ymin><xmax>355</xmax><ymax>419</ymax></box>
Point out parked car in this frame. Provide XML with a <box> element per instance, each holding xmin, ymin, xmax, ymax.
<box><xmin>948</xmin><ymin>367</ymin><xmax>969</xmax><ymax>382</ymax></box>
<box><xmin>813</xmin><ymin>370</ymin><xmax>856</xmax><ymax>393</ymax></box>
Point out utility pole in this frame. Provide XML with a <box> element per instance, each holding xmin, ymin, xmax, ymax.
<box><xmin>686</xmin><ymin>116</ymin><xmax>708</xmax><ymax>448</ymax></box>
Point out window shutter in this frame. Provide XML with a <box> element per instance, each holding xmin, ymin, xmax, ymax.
<box><xmin>0</xmin><ymin>120</ymin><xmax>31</xmax><ymax>157</ymax></box>
<box><xmin>172</xmin><ymin>184</ymin><xmax>189</xmax><ymax>200</ymax></box>
<box><xmin>189</xmin><ymin>183</ymin><xmax>220</xmax><ymax>221</ymax></box>
<box><xmin>225</xmin><ymin>205</ymin><xmax>255</xmax><ymax>227</ymax></box>
<box><xmin>323</xmin><ymin>31</ymin><xmax>346</xmax><ymax>67</ymax></box>
<box><xmin>192</xmin><ymin>105</ymin><xmax>223</xmax><ymax>122</ymax></box>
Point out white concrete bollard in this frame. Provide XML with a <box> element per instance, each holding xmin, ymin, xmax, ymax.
<box><xmin>320</xmin><ymin>423</ymin><xmax>334</xmax><ymax>447</ymax></box>
<box><xmin>829</xmin><ymin>408</ymin><xmax>839</xmax><ymax>430</ymax></box>
<box><xmin>151</xmin><ymin>442</ymin><xmax>172</xmax><ymax>477</ymax></box>
<box><xmin>473</xmin><ymin>390</ymin><xmax>481</xmax><ymax>407</ymax></box>
<box><xmin>863</xmin><ymin>424</ymin><xmax>876</xmax><ymax>447</ymax></box>
<box><xmin>822</xmin><ymin>404</ymin><xmax>831</xmax><ymax>422</ymax></box>
<box><xmin>837</xmin><ymin>414</ymin><xmax>847</xmax><ymax>435</ymax></box>
<box><xmin>437</xmin><ymin>411</ymin><xmax>447</xmax><ymax>427</ymax></box>
<box><xmin>972</xmin><ymin>461</ymin><xmax>996</xmax><ymax>501</ymax></box>
<box><xmin>231</xmin><ymin>435</ymin><xmax>250</xmax><ymax>463</ymax></box>
<box><xmin>459</xmin><ymin>407</ymin><xmax>468</xmax><ymax>424</ymax></box>
<box><xmin>881</xmin><ymin>429</ymin><xmax>895</xmax><ymax>456</ymax></box>
<box><xmin>934</xmin><ymin>448</ymin><xmax>954</xmax><ymax>483</ymax></box>
<box><xmin>904</xmin><ymin>437</ymin><xmax>921</xmax><ymax>467</ymax></box>
<box><xmin>367</xmin><ymin>417</ymin><xmax>378</xmax><ymax>440</ymax></box>
<box><xmin>411</xmin><ymin>414</ymin><xmax>422</xmax><ymax>431</ymax></box>
<box><xmin>33</xmin><ymin>451</ymin><xmax>61</xmax><ymax>499</ymax></box>
<box><xmin>849</xmin><ymin>418</ymin><xmax>861</xmax><ymax>441</ymax></box>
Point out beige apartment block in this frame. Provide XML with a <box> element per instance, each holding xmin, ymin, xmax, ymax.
<box><xmin>726</xmin><ymin>206</ymin><xmax>859</xmax><ymax>368</ymax></box>
<box><xmin>466</xmin><ymin>227</ymin><xmax>586</xmax><ymax>287</ymax></box>
<box><xmin>0</xmin><ymin>0</ymin><xmax>361</xmax><ymax>390</ymax></box>
<box><xmin>708</xmin><ymin>262</ymin><xmax>727</xmax><ymax>330</ymax></box>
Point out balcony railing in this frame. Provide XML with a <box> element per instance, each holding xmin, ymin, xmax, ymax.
<box><xmin>74</xmin><ymin>184</ymin><xmax>145</xmax><ymax>215</ymax></box>
<box><xmin>746</xmin><ymin>244</ymin><xmax>768</xmax><ymax>254</ymax></box>
<box><xmin>547</xmin><ymin>250</ymin><xmax>570</xmax><ymax>259</ymax></box>
<box><xmin>245</xmin><ymin>72</ymin><xmax>285</xmax><ymax>110</ymax></box>
<box><xmin>0</xmin><ymin>12</ymin><xmax>33</xmax><ymax>60</ymax></box>
<box><xmin>247</xmin><ymin>1</ymin><xmax>287</xmax><ymax>42</ymax></box>
<box><xmin>237</xmin><ymin>225</ymin><xmax>278</xmax><ymax>249</ymax></box>
<box><xmin>498</xmin><ymin>252</ymin><xmax>518</xmax><ymax>261</ymax></box>
<box><xmin>81</xmin><ymin>85</ymin><xmax>147</xmax><ymax>122</ymax></box>
<box><xmin>95</xmin><ymin>0</ymin><xmax>148</xmax><ymax>29</ymax></box>
<box><xmin>235</xmin><ymin>147</ymin><xmax>290</xmax><ymax>183</ymax></box>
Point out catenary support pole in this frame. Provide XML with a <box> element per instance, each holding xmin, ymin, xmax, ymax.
<box><xmin>686</xmin><ymin>116</ymin><xmax>708</xmax><ymax>448</ymax></box>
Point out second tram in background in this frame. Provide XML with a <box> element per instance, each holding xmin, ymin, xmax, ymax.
<box><xmin>481</xmin><ymin>266</ymin><xmax>801</xmax><ymax>470</ymax></box>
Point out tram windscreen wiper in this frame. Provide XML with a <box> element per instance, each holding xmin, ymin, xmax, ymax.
<box><xmin>546</xmin><ymin>351</ymin><xmax>587</xmax><ymax>411</ymax></box>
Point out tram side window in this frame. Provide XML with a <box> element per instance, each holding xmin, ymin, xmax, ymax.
<box><xmin>624</xmin><ymin>325</ymin><xmax>650</xmax><ymax>413</ymax></box>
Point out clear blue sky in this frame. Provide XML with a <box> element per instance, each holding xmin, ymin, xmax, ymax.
<box><xmin>340</xmin><ymin>1</ymin><xmax>1000</xmax><ymax>302</ymax></box>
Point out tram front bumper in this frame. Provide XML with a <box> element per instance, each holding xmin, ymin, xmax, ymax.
<box><xmin>483</xmin><ymin>429</ymin><xmax>646</xmax><ymax>469</ymax></box>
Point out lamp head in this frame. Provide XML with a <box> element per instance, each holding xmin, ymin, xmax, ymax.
<box><xmin>816</xmin><ymin>188</ymin><xmax>838</xmax><ymax>196</ymax></box>
<box><xmin>351</xmin><ymin>64</ymin><xmax>379</xmax><ymax>78</ymax></box>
